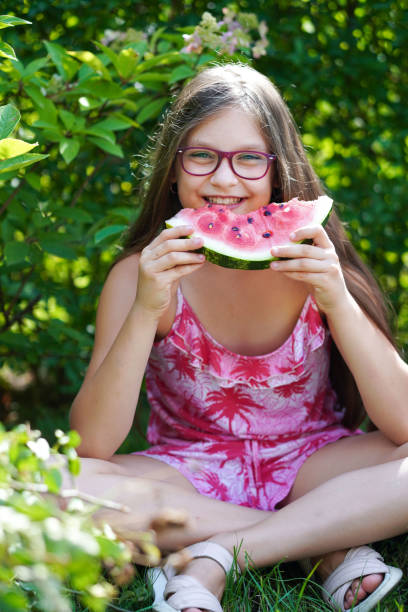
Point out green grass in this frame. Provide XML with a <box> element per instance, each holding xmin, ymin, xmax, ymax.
<box><xmin>67</xmin><ymin>534</ymin><xmax>408</xmax><ymax>611</ymax></box>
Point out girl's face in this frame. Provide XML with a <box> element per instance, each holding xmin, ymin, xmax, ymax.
<box><xmin>174</xmin><ymin>107</ymin><xmax>275</xmax><ymax>215</ymax></box>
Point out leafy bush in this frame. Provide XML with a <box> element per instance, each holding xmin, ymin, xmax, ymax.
<box><xmin>0</xmin><ymin>6</ymin><xmax>266</xmax><ymax>427</ymax></box>
<box><xmin>0</xmin><ymin>423</ymin><xmax>153</xmax><ymax>612</ymax></box>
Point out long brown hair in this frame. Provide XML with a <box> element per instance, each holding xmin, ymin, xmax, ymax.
<box><xmin>119</xmin><ymin>63</ymin><xmax>395</xmax><ymax>429</ymax></box>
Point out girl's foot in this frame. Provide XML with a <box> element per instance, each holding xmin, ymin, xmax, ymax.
<box><xmin>316</xmin><ymin>549</ymin><xmax>383</xmax><ymax>609</ymax></box>
<box><xmin>178</xmin><ymin>552</ymin><xmax>383</xmax><ymax>612</ymax></box>
<box><xmin>181</xmin><ymin>557</ymin><xmax>225</xmax><ymax>612</ymax></box>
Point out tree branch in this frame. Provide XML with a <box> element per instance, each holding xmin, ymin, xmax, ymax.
<box><xmin>0</xmin><ymin>179</ymin><xmax>26</xmax><ymax>217</ymax></box>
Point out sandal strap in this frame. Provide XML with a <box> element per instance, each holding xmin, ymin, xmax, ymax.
<box><xmin>322</xmin><ymin>546</ymin><xmax>388</xmax><ymax>608</ymax></box>
<box><xmin>165</xmin><ymin>575</ymin><xmax>223</xmax><ymax>612</ymax></box>
<box><xmin>186</xmin><ymin>542</ymin><xmax>240</xmax><ymax>575</ymax></box>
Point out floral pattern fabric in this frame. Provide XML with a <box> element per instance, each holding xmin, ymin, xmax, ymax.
<box><xmin>136</xmin><ymin>287</ymin><xmax>357</xmax><ymax>511</ymax></box>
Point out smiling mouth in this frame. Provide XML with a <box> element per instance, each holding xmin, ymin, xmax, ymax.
<box><xmin>204</xmin><ymin>196</ymin><xmax>244</xmax><ymax>205</ymax></box>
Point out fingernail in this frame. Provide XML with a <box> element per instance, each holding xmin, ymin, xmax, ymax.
<box><xmin>270</xmin><ymin>247</ymin><xmax>278</xmax><ymax>255</ymax></box>
<box><xmin>289</xmin><ymin>232</ymin><xmax>296</xmax><ymax>240</ymax></box>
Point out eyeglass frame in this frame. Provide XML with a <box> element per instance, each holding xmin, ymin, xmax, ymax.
<box><xmin>176</xmin><ymin>146</ymin><xmax>277</xmax><ymax>180</ymax></box>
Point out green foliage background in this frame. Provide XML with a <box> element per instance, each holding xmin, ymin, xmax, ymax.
<box><xmin>0</xmin><ymin>0</ymin><xmax>407</xmax><ymax>441</ymax></box>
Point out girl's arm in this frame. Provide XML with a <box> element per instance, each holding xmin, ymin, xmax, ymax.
<box><xmin>270</xmin><ymin>226</ymin><xmax>408</xmax><ymax>446</ymax></box>
<box><xmin>323</xmin><ymin>290</ymin><xmax>408</xmax><ymax>444</ymax></box>
<box><xmin>70</xmin><ymin>226</ymin><xmax>205</xmax><ymax>459</ymax></box>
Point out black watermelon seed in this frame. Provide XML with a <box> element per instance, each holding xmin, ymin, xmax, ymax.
<box><xmin>208</xmin><ymin>223</ymin><xmax>214</xmax><ymax>229</ymax></box>
<box><xmin>218</xmin><ymin>208</ymin><xmax>224</xmax><ymax>212</ymax></box>
<box><xmin>247</xmin><ymin>217</ymin><xmax>254</xmax><ymax>223</ymax></box>
<box><xmin>208</xmin><ymin>204</ymin><xmax>213</xmax><ymax>208</ymax></box>
<box><xmin>279</xmin><ymin>203</ymin><xmax>284</xmax><ymax>208</ymax></box>
<box><xmin>262</xmin><ymin>232</ymin><xmax>272</xmax><ymax>238</ymax></box>
<box><xmin>236</xmin><ymin>233</ymin><xmax>242</xmax><ymax>238</ymax></box>
<box><xmin>263</xmin><ymin>210</ymin><xmax>272</xmax><ymax>216</ymax></box>
<box><xmin>231</xmin><ymin>226</ymin><xmax>239</xmax><ymax>231</ymax></box>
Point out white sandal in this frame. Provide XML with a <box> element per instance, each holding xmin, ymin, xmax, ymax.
<box><xmin>148</xmin><ymin>541</ymin><xmax>239</xmax><ymax>612</ymax></box>
<box><xmin>321</xmin><ymin>546</ymin><xmax>402</xmax><ymax>611</ymax></box>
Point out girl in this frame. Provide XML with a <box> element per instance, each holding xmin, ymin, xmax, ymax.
<box><xmin>70</xmin><ymin>63</ymin><xmax>408</xmax><ymax>612</ymax></box>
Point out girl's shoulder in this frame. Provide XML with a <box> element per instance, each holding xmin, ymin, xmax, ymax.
<box><xmin>97</xmin><ymin>253</ymin><xmax>141</xmax><ymax>326</ymax></box>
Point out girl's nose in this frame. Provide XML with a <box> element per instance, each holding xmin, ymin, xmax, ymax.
<box><xmin>209</xmin><ymin>158</ymin><xmax>238</xmax><ymax>186</ymax></box>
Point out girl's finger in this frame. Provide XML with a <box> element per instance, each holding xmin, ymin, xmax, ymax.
<box><xmin>152</xmin><ymin>236</ymin><xmax>203</xmax><ymax>259</ymax></box>
<box><xmin>165</xmin><ymin>261</ymin><xmax>207</xmax><ymax>283</ymax></box>
<box><xmin>148</xmin><ymin>250</ymin><xmax>206</xmax><ymax>272</ymax></box>
<box><xmin>147</xmin><ymin>225</ymin><xmax>195</xmax><ymax>248</ymax></box>
<box><xmin>271</xmin><ymin>243</ymin><xmax>328</xmax><ymax>260</ymax></box>
<box><xmin>270</xmin><ymin>258</ymin><xmax>335</xmax><ymax>273</ymax></box>
<box><xmin>290</xmin><ymin>224</ymin><xmax>333</xmax><ymax>249</ymax></box>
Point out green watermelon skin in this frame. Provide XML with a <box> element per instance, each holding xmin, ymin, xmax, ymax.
<box><xmin>198</xmin><ymin>246</ymin><xmax>276</xmax><ymax>270</ymax></box>
<box><xmin>166</xmin><ymin>196</ymin><xmax>333</xmax><ymax>270</ymax></box>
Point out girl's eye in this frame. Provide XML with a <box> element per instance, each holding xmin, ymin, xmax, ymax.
<box><xmin>189</xmin><ymin>150</ymin><xmax>216</xmax><ymax>160</ymax></box>
<box><xmin>237</xmin><ymin>152</ymin><xmax>264</xmax><ymax>161</ymax></box>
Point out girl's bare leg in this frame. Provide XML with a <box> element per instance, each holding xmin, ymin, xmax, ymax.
<box><xmin>174</xmin><ymin>433</ymin><xmax>408</xmax><ymax>611</ymax></box>
<box><xmin>71</xmin><ymin>454</ymin><xmax>269</xmax><ymax>546</ymax></box>
<box><xmin>68</xmin><ymin>433</ymin><xmax>407</xmax><ymax>610</ymax></box>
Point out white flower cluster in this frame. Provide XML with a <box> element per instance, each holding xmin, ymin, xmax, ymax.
<box><xmin>182</xmin><ymin>8</ymin><xmax>269</xmax><ymax>58</ymax></box>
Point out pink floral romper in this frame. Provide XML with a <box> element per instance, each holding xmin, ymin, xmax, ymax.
<box><xmin>137</xmin><ymin>287</ymin><xmax>357</xmax><ymax>511</ymax></box>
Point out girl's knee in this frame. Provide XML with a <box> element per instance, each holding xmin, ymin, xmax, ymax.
<box><xmin>390</xmin><ymin>441</ymin><xmax>408</xmax><ymax>461</ymax></box>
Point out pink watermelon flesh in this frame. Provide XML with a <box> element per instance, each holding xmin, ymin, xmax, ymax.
<box><xmin>165</xmin><ymin>195</ymin><xmax>333</xmax><ymax>270</ymax></box>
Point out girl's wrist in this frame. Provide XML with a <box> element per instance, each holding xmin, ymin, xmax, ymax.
<box><xmin>131</xmin><ymin>298</ymin><xmax>162</xmax><ymax>326</ymax></box>
<box><xmin>323</xmin><ymin>290</ymin><xmax>358</xmax><ymax>323</ymax></box>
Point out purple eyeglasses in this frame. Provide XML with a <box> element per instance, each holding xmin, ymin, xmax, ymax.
<box><xmin>177</xmin><ymin>146</ymin><xmax>277</xmax><ymax>180</ymax></box>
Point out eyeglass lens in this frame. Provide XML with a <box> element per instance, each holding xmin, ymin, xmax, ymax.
<box><xmin>182</xmin><ymin>148</ymin><xmax>269</xmax><ymax>179</ymax></box>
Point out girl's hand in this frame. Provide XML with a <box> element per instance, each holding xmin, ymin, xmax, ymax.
<box><xmin>270</xmin><ymin>225</ymin><xmax>349</xmax><ymax>314</ymax></box>
<box><xmin>136</xmin><ymin>225</ymin><xmax>205</xmax><ymax>318</ymax></box>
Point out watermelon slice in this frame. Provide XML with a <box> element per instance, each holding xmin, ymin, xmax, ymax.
<box><xmin>165</xmin><ymin>195</ymin><xmax>333</xmax><ymax>270</ymax></box>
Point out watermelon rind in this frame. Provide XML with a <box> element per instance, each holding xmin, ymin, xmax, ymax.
<box><xmin>165</xmin><ymin>195</ymin><xmax>333</xmax><ymax>270</ymax></box>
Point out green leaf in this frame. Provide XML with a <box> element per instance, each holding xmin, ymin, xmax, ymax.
<box><xmin>68</xmin><ymin>430</ymin><xmax>81</xmax><ymax>448</ymax></box>
<box><xmin>4</xmin><ymin>241</ymin><xmax>30</xmax><ymax>264</ymax></box>
<box><xmin>92</xmin><ymin>116</ymin><xmax>133</xmax><ymax>131</ymax></box>
<box><xmin>0</xmin><ymin>41</ymin><xmax>16</xmax><ymax>60</ymax></box>
<box><xmin>0</xmin><ymin>104</ymin><xmax>20</xmax><ymax>139</ymax></box>
<box><xmin>0</xmin><ymin>331</ymin><xmax>28</xmax><ymax>349</ymax></box>
<box><xmin>94</xmin><ymin>224</ymin><xmax>127</xmax><ymax>244</ymax></box>
<box><xmin>44</xmin><ymin>41</ymin><xmax>79</xmax><ymax>81</ymax></box>
<box><xmin>0</xmin><ymin>15</ymin><xmax>31</xmax><ymax>28</ymax></box>
<box><xmin>134</xmin><ymin>50</ymin><xmax>181</xmax><ymax>74</ymax></box>
<box><xmin>59</xmin><ymin>138</ymin><xmax>80</xmax><ymax>164</ymax></box>
<box><xmin>59</xmin><ymin>109</ymin><xmax>77</xmax><ymax>130</ymax></box>
<box><xmin>39</xmin><ymin>239</ymin><xmax>77</xmax><ymax>260</ymax></box>
<box><xmin>84</xmin><ymin>126</ymin><xmax>115</xmax><ymax>143</ymax></box>
<box><xmin>25</xmin><ymin>84</ymin><xmax>48</xmax><ymax>109</ymax></box>
<box><xmin>44</xmin><ymin>467</ymin><xmax>62</xmax><ymax>493</ymax></box>
<box><xmin>55</xmin><ymin>207</ymin><xmax>93</xmax><ymax>223</ymax></box>
<box><xmin>136</xmin><ymin>97</ymin><xmax>168</xmax><ymax>124</ymax></box>
<box><xmin>68</xmin><ymin>456</ymin><xmax>81</xmax><ymax>476</ymax></box>
<box><xmin>0</xmin><ymin>152</ymin><xmax>48</xmax><ymax>173</ymax></box>
<box><xmin>88</xmin><ymin>137</ymin><xmax>124</xmax><ymax>158</ymax></box>
<box><xmin>116</xmin><ymin>47</ymin><xmax>139</xmax><ymax>79</ymax></box>
<box><xmin>67</xmin><ymin>50</ymin><xmax>111</xmax><ymax>80</ymax></box>
<box><xmin>93</xmin><ymin>40</ymin><xmax>119</xmax><ymax>70</ymax></box>
<box><xmin>168</xmin><ymin>64</ymin><xmax>196</xmax><ymax>84</ymax></box>
<box><xmin>25</xmin><ymin>85</ymin><xmax>58</xmax><ymax>124</ymax></box>
<box><xmin>76</xmin><ymin>79</ymin><xmax>123</xmax><ymax>99</ymax></box>
<box><xmin>0</xmin><ymin>138</ymin><xmax>38</xmax><ymax>160</ymax></box>
<box><xmin>21</xmin><ymin>56</ymin><xmax>49</xmax><ymax>78</ymax></box>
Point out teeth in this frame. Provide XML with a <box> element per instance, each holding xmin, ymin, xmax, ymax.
<box><xmin>206</xmin><ymin>197</ymin><xmax>242</xmax><ymax>205</ymax></box>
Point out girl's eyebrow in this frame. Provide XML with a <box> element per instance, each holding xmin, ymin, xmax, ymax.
<box><xmin>188</xmin><ymin>140</ymin><xmax>268</xmax><ymax>150</ymax></box>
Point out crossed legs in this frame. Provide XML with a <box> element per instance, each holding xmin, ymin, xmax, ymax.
<box><xmin>72</xmin><ymin>431</ymin><xmax>408</xmax><ymax>610</ymax></box>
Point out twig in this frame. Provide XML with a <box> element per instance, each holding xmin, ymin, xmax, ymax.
<box><xmin>9</xmin><ymin>479</ymin><xmax>131</xmax><ymax>512</ymax></box>
<box><xmin>4</xmin><ymin>266</ymin><xmax>35</xmax><ymax>319</ymax></box>
<box><xmin>0</xmin><ymin>179</ymin><xmax>26</xmax><ymax>217</ymax></box>
<box><xmin>1</xmin><ymin>295</ymin><xmax>41</xmax><ymax>331</ymax></box>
